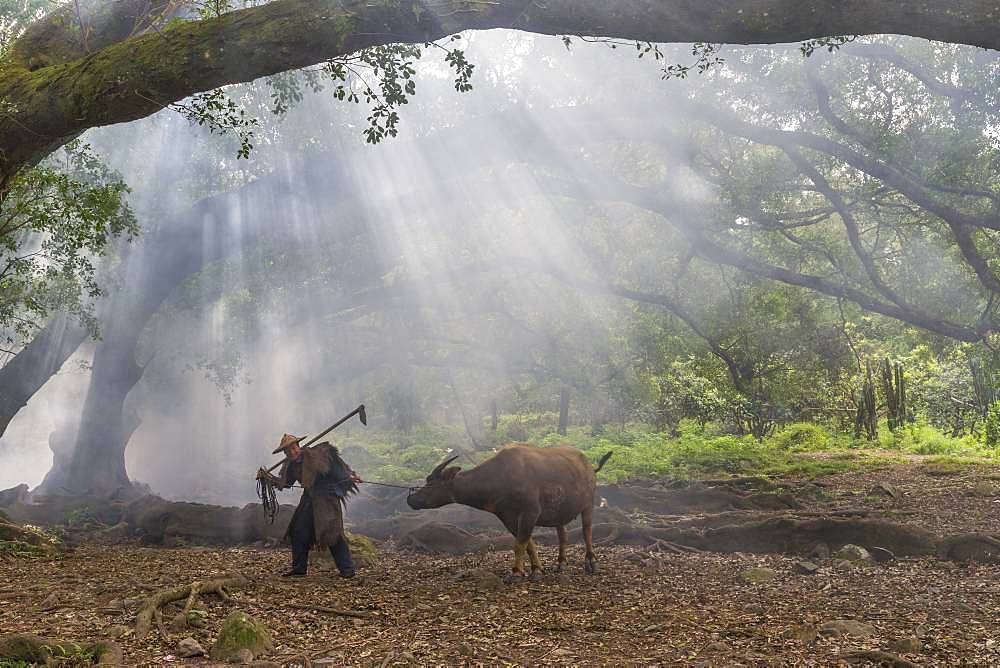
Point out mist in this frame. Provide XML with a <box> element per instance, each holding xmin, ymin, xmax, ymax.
<box><xmin>1</xmin><ymin>31</ymin><xmax>989</xmax><ymax>503</ymax></box>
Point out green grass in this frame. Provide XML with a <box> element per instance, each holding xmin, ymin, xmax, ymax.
<box><xmin>333</xmin><ymin>417</ymin><xmax>998</xmax><ymax>485</ymax></box>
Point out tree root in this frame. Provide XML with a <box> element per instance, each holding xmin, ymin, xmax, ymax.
<box><xmin>135</xmin><ymin>574</ymin><xmax>249</xmax><ymax>639</ymax></box>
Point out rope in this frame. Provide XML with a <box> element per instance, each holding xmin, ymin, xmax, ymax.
<box><xmin>256</xmin><ymin>476</ymin><xmax>280</xmax><ymax>524</ymax></box>
<box><xmin>257</xmin><ymin>475</ymin><xmax>419</xmax><ymax>522</ymax></box>
<box><xmin>361</xmin><ymin>480</ymin><xmax>420</xmax><ymax>491</ymax></box>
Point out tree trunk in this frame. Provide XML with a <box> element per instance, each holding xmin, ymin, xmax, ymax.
<box><xmin>35</xmin><ymin>156</ymin><xmax>367</xmax><ymax>496</ymax></box>
<box><xmin>0</xmin><ymin>314</ymin><xmax>88</xmax><ymax>442</ymax></box>
<box><xmin>558</xmin><ymin>387</ymin><xmax>569</xmax><ymax>436</ymax></box>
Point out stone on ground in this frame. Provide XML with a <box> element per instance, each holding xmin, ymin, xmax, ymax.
<box><xmin>832</xmin><ymin>544</ymin><xmax>874</xmax><ymax>564</ymax></box>
<box><xmin>740</xmin><ymin>567</ymin><xmax>777</xmax><ymax>583</ymax></box>
<box><xmin>794</xmin><ymin>561</ymin><xmax>820</xmax><ymax>574</ymax></box>
<box><xmin>177</xmin><ymin>637</ymin><xmax>206</xmax><ymax>658</ymax></box>
<box><xmin>889</xmin><ymin>636</ymin><xmax>923</xmax><ymax>653</ymax></box>
<box><xmin>819</xmin><ymin>619</ymin><xmax>876</xmax><ymax>638</ymax></box>
<box><xmin>210</xmin><ymin>610</ymin><xmax>274</xmax><ymax>662</ymax></box>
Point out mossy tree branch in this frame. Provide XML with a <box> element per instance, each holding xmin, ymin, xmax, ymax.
<box><xmin>2</xmin><ymin>0</ymin><xmax>1000</xmax><ymax>186</ymax></box>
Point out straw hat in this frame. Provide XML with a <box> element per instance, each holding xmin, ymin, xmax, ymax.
<box><xmin>272</xmin><ymin>433</ymin><xmax>306</xmax><ymax>454</ymax></box>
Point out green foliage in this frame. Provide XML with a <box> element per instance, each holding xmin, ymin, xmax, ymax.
<box><xmin>799</xmin><ymin>35</ymin><xmax>857</xmax><ymax>56</ymax></box>
<box><xmin>645</xmin><ymin>358</ymin><xmax>727</xmax><ymax>430</ymax></box>
<box><xmin>985</xmin><ymin>401</ymin><xmax>1000</xmax><ymax>449</ymax></box>
<box><xmin>884</xmin><ymin>421</ymin><xmax>984</xmax><ymax>456</ymax></box>
<box><xmin>0</xmin><ymin>0</ymin><xmax>51</xmax><ymax>56</ymax></box>
<box><xmin>189</xmin><ymin>38</ymin><xmax>476</xmax><ymax>157</ymax></box>
<box><xmin>769</xmin><ymin>422</ymin><xmax>837</xmax><ymax>452</ymax></box>
<box><xmin>194</xmin><ymin>0</ymin><xmax>233</xmax><ymax>19</ymax></box>
<box><xmin>38</xmin><ymin>642</ymin><xmax>96</xmax><ymax>667</ymax></box>
<box><xmin>0</xmin><ymin>140</ymin><xmax>136</xmax><ymax>342</ymax></box>
<box><xmin>334</xmin><ymin>412</ymin><xmax>1000</xmax><ymax>487</ymax></box>
<box><xmin>337</xmin><ymin>424</ymin><xmax>485</xmax><ymax>482</ymax></box>
<box><xmin>0</xmin><ymin>540</ymin><xmax>46</xmax><ymax>557</ymax></box>
<box><xmin>172</xmin><ymin>89</ymin><xmax>259</xmax><ymax>160</ymax></box>
<box><xmin>0</xmin><ymin>660</ymin><xmax>33</xmax><ymax>668</ymax></box>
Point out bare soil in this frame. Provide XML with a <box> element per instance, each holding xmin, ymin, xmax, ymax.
<box><xmin>2</xmin><ymin>459</ymin><xmax>1000</xmax><ymax>666</ymax></box>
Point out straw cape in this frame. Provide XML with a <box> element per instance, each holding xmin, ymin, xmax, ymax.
<box><xmin>272</xmin><ymin>441</ymin><xmax>358</xmax><ymax>548</ymax></box>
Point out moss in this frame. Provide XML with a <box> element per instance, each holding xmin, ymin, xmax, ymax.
<box><xmin>312</xmin><ymin>532</ymin><xmax>379</xmax><ymax>567</ymax></box>
<box><xmin>332</xmin><ymin>13</ymin><xmax>357</xmax><ymax>50</ymax></box>
<box><xmin>209</xmin><ymin>610</ymin><xmax>274</xmax><ymax>662</ymax></box>
<box><xmin>347</xmin><ymin>532</ymin><xmax>378</xmax><ymax>566</ymax></box>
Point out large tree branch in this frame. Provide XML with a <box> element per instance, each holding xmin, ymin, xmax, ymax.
<box><xmin>3</xmin><ymin>0</ymin><xmax>1000</xmax><ymax>183</ymax></box>
<box><xmin>532</xmin><ymin>162</ymin><xmax>990</xmax><ymax>342</ymax></box>
<box><xmin>522</xmin><ymin>258</ymin><xmax>756</xmax><ymax>392</ymax></box>
<box><xmin>782</xmin><ymin>146</ymin><xmax>906</xmax><ymax>306</ymax></box>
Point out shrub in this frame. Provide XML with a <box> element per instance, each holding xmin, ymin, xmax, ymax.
<box><xmin>889</xmin><ymin>422</ymin><xmax>982</xmax><ymax>456</ymax></box>
<box><xmin>769</xmin><ymin>422</ymin><xmax>834</xmax><ymax>452</ymax></box>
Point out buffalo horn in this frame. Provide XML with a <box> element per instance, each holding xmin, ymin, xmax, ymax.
<box><xmin>430</xmin><ymin>455</ymin><xmax>460</xmax><ymax>477</ymax></box>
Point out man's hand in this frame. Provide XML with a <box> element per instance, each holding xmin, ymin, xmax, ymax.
<box><xmin>256</xmin><ymin>468</ymin><xmax>279</xmax><ymax>486</ymax></box>
<box><xmin>350</xmin><ymin>471</ymin><xmax>363</xmax><ymax>484</ymax></box>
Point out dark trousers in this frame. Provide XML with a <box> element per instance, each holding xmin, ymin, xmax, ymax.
<box><xmin>289</xmin><ymin>495</ymin><xmax>355</xmax><ymax>576</ymax></box>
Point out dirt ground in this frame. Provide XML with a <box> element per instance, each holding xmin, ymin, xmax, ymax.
<box><xmin>3</xmin><ymin>459</ymin><xmax>1000</xmax><ymax>666</ymax></box>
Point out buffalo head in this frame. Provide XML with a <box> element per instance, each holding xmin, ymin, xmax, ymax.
<box><xmin>406</xmin><ymin>455</ymin><xmax>461</xmax><ymax>509</ymax></box>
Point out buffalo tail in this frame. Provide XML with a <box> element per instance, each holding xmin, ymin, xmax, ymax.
<box><xmin>594</xmin><ymin>451</ymin><xmax>613</xmax><ymax>473</ymax></box>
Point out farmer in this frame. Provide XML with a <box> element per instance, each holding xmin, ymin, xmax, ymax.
<box><xmin>256</xmin><ymin>434</ymin><xmax>362</xmax><ymax>578</ymax></box>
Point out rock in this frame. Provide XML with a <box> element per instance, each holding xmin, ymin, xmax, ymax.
<box><xmin>210</xmin><ymin>610</ymin><xmax>274</xmax><ymax>663</ymax></box>
<box><xmin>785</xmin><ymin>624</ymin><xmax>818</xmax><ymax>643</ymax></box>
<box><xmin>968</xmin><ymin>481</ymin><xmax>997</xmax><ymax>498</ymax></box>
<box><xmin>186</xmin><ymin>609</ymin><xmax>209</xmax><ymax>628</ymax></box>
<box><xmin>37</xmin><ymin>592</ymin><xmax>59</xmax><ymax>611</ymax></box>
<box><xmin>347</xmin><ymin>532</ymin><xmax>378</xmax><ymax>566</ymax></box>
<box><xmin>819</xmin><ymin>619</ymin><xmax>876</xmax><ymax>638</ymax></box>
<box><xmin>888</xmin><ymin>636</ymin><xmax>922</xmax><ymax>653</ymax></box>
<box><xmin>872</xmin><ymin>482</ymin><xmax>901</xmax><ymax>499</ymax></box>
<box><xmin>832</xmin><ymin>544</ymin><xmax>874</xmax><ymax>564</ymax></box>
<box><xmin>106</xmin><ymin>625</ymin><xmax>129</xmax><ymax>640</ymax></box>
<box><xmin>704</xmin><ymin>640</ymin><xmax>731</xmax><ymax>652</ymax></box>
<box><xmin>236</xmin><ymin>647</ymin><xmax>254</xmax><ymax>664</ymax></box>
<box><xmin>795</xmin><ymin>561</ymin><xmax>820</xmax><ymax>575</ymax></box>
<box><xmin>177</xmin><ymin>637</ymin><xmax>206</xmax><ymax>658</ymax></box>
<box><xmin>0</xmin><ymin>484</ymin><xmax>29</xmax><ymax>508</ymax></box>
<box><xmin>740</xmin><ymin>567</ymin><xmax>777</xmax><ymax>583</ymax></box>
<box><xmin>93</xmin><ymin>641</ymin><xmax>124</xmax><ymax>665</ymax></box>
<box><xmin>869</xmin><ymin>546</ymin><xmax>895</xmax><ymax>564</ymax></box>
<box><xmin>454</xmin><ymin>568</ymin><xmax>504</xmax><ymax>591</ymax></box>
<box><xmin>809</xmin><ymin>543</ymin><xmax>830</xmax><ymax>560</ymax></box>
<box><xmin>96</xmin><ymin>522</ymin><xmax>131</xmax><ymax>540</ymax></box>
<box><xmin>833</xmin><ymin>559</ymin><xmax>854</xmax><ymax>571</ymax></box>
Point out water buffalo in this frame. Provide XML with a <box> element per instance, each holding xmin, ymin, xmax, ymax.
<box><xmin>406</xmin><ymin>444</ymin><xmax>613</xmax><ymax>578</ymax></box>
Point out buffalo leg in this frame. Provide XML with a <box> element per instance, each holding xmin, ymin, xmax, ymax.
<box><xmin>512</xmin><ymin>507</ymin><xmax>540</xmax><ymax>577</ymax></box>
<box><xmin>526</xmin><ymin>539</ymin><xmax>543</xmax><ymax>580</ymax></box>
<box><xmin>555</xmin><ymin>525</ymin><xmax>568</xmax><ymax>572</ymax></box>
<box><xmin>581</xmin><ymin>507</ymin><xmax>598</xmax><ymax>574</ymax></box>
